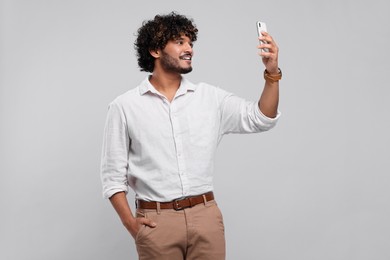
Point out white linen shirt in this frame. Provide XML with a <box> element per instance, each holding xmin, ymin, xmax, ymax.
<box><xmin>101</xmin><ymin>76</ymin><xmax>280</xmax><ymax>201</ymax></box>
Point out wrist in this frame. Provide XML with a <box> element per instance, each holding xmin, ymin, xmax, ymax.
<box><xmin>266</xmin><ymin>69</ymin><xmax>279</xmax><ymax>74</ymax></box>
<box><xmin>122</xmin><ymin>216</ymin><xmax>136</xmax><ymax>228</ymax></box>
<box><xmin>264</xmin><ymin>68</ymin><xmax>282</xmax><ymax>83</ymax></box>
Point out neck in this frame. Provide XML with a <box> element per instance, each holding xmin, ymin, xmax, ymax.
<box><xmin>149</xmin><ymin>70</ymin><xmax>182</xmax><ymax>93</ymax></box>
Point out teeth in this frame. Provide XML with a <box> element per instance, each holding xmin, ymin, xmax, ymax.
<box><xmin>181</xmin><ymin>56</ymin><xmax>191</xmax><ymax>60</ymax></box>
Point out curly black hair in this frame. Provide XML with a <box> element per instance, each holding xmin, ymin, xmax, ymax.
<box><xmin>134</xmin><ymin>12</ymin><xmax>198</xmax><ymax>72</ymax></box>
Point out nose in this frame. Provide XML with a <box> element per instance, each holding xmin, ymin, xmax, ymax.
<box><xmin>185</xmin><ymin>42</ymin><xmax>193</xmax><ymax>53</ymax></box>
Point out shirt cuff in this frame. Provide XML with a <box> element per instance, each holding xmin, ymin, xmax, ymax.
<box><xmin>255</xmin><ymin>104</ymin><xmax>281</xmax><ymax>129</ymax></box>
<box><xmin>103</xmin><ymin>186</ymin><xmax>128</xmax><ymax>199</ymax></box>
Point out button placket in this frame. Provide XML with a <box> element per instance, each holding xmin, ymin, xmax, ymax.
<box><xmin>169</xmin><ymin>101</ymin><xmax>189</xmax><ymax>195</ymax></box>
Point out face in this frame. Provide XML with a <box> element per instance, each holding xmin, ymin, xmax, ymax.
<box><xmin>159</xmin><ymin>35</ymin><xmax>194</xmax><ymax>74</ymax></box>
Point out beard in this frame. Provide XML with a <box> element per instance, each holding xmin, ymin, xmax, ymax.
<box><xmin>160</xmin><ymin>50</ymin><xmax>193</xmax><ymax>74</ymax></box>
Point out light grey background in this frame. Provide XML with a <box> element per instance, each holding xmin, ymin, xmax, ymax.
<box><xmin>1</xmin><ymin>0</ymin><xmax>389</xmax><ymax>259</ymax></box>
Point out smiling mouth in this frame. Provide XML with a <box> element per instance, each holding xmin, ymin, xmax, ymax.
<box><xmin>180</xmin><ymin>55</ymin><xmax>192</xmax><ymax>61</ymax></box>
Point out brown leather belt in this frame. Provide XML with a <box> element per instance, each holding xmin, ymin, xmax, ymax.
<box><xmin>137</xmin><ymin>192</ymin><xmax>214</xmax><ymax>211</ymax></box>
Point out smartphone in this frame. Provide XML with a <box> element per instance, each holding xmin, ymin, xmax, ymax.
<box><xmin>256</xmin><ymin>21</ymin><xmax>269</xmax><ymax>52</ymax></box>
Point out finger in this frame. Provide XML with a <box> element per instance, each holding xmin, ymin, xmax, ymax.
<box><xmin>258</xmin><ymin>36</ymin><xmax>268</xmax><ymax>43</ymax></box>
<box><xmin>260</xmin><ymin>31</ymin><xmax>272</xmax><ymax>40</ymax></box>
<box><xmin>259</xmin><ymin>52</ymin><xmax>270</xmax><ymax>59</ymax></box>
<box><xmin>259</xmin><ymin>34</ymin><xmax>276</xmax><ymax>47</ymax></box>
<box><xmin>258</xmin><ymin>37</ymin><xmax>275</xmax><ymax>48</ymax></box>
<box><xmin>258</xmin><ymin>46</ymin><xmax>278</xmax><ymax>59</ymax></box>
<box><xmin>258</xmin><ymin>40</ymin><xmax>273</xmax><ymax>52</ymax></box>
<box><xmin>257</xmin><ymin>43</ymin><xmax>273</xmax><ymax>51</ymax></box>
<box><xmin>140</xmin><ymin>217</ymin><xmax>157</xmax><ymax>228</ymax></box>
<box><xmin>259</xmin><ymin>51</ymin><xmax>276</xmax><ymax>60</ymax></box>
<box><xmin>261</xmin><ymin>31</ymin><xmax>269</xmax><ymax>37</ymax></box>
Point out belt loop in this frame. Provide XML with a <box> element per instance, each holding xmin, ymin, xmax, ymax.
<box><xmin>156</xmin><ymin>202</ymin><xmax>161</xmax><ymax>215</ymax></box>
<box><xmin>202</xmin><ymin>194</ymin><xmax>207</xmax><ymax>205</ymax></box>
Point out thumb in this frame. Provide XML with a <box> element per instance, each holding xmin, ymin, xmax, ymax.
<box><xmin>141</xmin><ymin>218</ymin><xmax>157</xmax><ymax>228</ymax></box>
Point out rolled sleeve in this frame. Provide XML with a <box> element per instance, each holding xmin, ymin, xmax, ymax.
<box><xmin>253</xmin><ymin>103</ymin><xmax>281</xmax><ymax>131</ymax></box>
<box><xmin>219</xmin><ymin>91</ymin><xmax>281</xmax><ymax>135</ymax></box>
<box><xmin>100</xmin><ymin>101</ymin><xmax>130</xmax><ymax>199</ymax></box>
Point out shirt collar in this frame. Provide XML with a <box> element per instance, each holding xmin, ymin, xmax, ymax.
<box><xmin>139</xmin><ymin>76</ymin><xmax>197</xmax><ymax>96</ymax></box>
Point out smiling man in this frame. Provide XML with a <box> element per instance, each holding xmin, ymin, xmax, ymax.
<box><xmin>101</xmin><ymin>12</ymin><xmax>281</xmax><ymax>260</ymax></box>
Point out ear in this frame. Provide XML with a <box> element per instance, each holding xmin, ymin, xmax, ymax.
<box><xmin>149</xmin><ymin>49</ymin><xmax>160</xmax><ymax>58</ymax></box>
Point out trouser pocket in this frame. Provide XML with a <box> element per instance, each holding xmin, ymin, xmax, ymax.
<box><xmin>135</xmin><ymin>210</ymin><xmax>147</xmax><ymax>242</ymax></box>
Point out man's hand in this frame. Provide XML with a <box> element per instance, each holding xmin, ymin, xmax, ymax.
<box><xmin>258</xmin><ymin>31</ymin><xmax>279</xmax><ymax>74</ymax></box>
<box><xmin>109</xmin><ymin>192</ymin><xmax>157</xmax><ymax>240</ymax></box>
<box><xmin>124</xmin><ymin>216</ymin><xmax>157</xmax><ymax>240</ymax></box>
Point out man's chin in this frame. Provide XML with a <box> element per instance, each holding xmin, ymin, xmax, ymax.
<box><xmin>180</xmin><ymin>67</ymin><xmax>193</xmax><ymax>74</ymax></box>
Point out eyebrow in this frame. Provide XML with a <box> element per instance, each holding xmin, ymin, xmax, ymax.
<box><xmin>178</xmin><ymin>37</ymin><xmax>193</xmax><ymax>43</ymax></box>
<box><xmin>174</xmin><ymin>35</ymin><xmax>191</xmax><ymax>41</ymax></box>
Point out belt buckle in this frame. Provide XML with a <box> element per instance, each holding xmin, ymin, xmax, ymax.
<box><xmin>173</xmin><ymin>198</ymin><xmax>190</xmax><ymax>211</ymax></box>
<box><xmin>173</xmin><ymin>199</ymin><xmax>184</xmax><ymax>210</ymax></box>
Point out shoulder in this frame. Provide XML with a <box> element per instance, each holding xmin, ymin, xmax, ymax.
<box><xmin>193</xmin><ymin>81</ymin><xmax>217</xmax><ymax>91</ymax></box>
<box><xmin>185</xmin><ymin>79</ymin><xmax>229</xmax><ymax>96</ymax></box>
<box><xmin>111</xmin><ymin>87</ymin><xmax>139</xmax><ymax>106</ymax></box>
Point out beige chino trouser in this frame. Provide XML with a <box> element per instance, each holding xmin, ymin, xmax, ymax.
<box><xmin>135</xmin><ymin>200</ymin><xmax>226</xmax><ymax>260</ymax></box>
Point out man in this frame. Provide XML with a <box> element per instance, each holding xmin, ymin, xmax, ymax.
<box><xmin>101</xmin><ymin>12</ymin><xmax>281</xmax><ymax>260</ymax></box>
